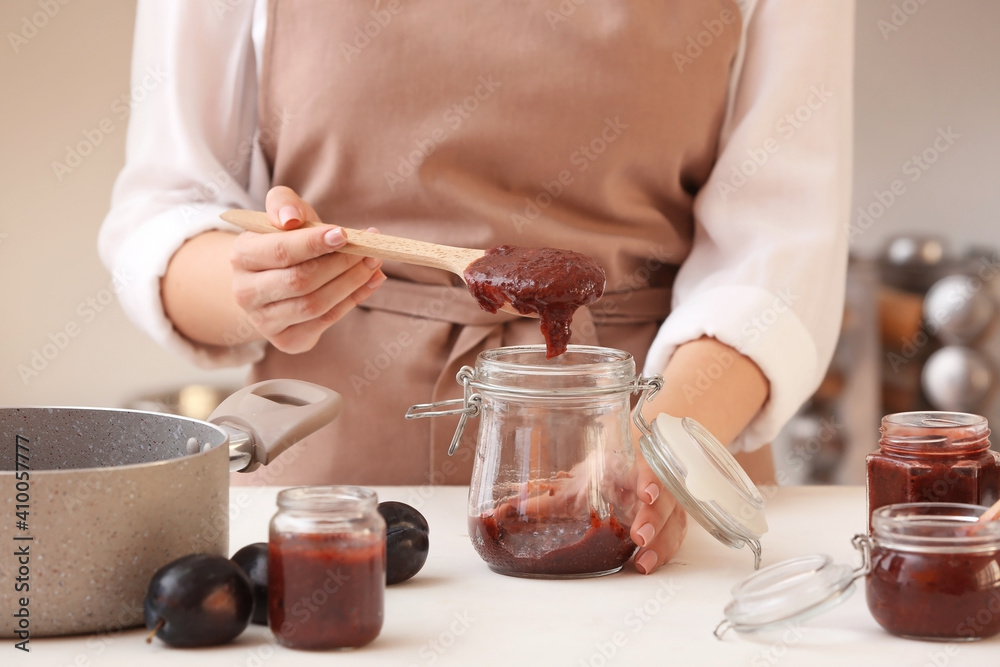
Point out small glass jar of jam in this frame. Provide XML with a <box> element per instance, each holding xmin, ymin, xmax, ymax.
<box><xmin>716</xmin><ymin>503</ymin><xmax>1000</xmax><ymax>642</ymax></box>
<box><xmin>268</xmin><ymin>486</ymin><xmax>386</xmax><ymax>650</ymax></box>
<box><xmin>866</xmin><ymin>503</ymin><xmax>1000</xmax><ymax>640</ymax></box>
<box><xmin>866</xmin><ymin>412</ymin><xmax>999</xmax><ymax>529</ymax></box>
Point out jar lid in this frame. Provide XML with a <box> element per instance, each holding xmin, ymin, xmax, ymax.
<box><xmin>715</xmin><ymin>553</ymin><xmax>859</xmax><ymax>637</ymax></box>
<box><xmin>638</xmin><ymin>414</ymin><xmax>768</xmax><ymax>568</ymax></box>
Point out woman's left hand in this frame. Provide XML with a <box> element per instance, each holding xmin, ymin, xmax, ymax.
<box><xmin>628</xmin><ymin>456</ymin><xmax>687</xmax><ymax>574</ymax></box>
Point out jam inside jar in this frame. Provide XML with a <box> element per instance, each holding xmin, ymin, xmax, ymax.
<box><xmin>458</xmin><ymin>346</ymin><xmax>655</xmax><ymax>578</ymax></box>
<box><xmin>268</xmin><ymin>486</ymin><xmax>386</xmax><ymax>650</ymax></box>
<box><xmin>866</xmin><ymin>503</ymin><xmax>1000</xmax><ymax>641</ymax></box>
<box><xmin>866</xmin><ymin>412</ymin><xmax>999</xmax><ymax>530</ymax></box>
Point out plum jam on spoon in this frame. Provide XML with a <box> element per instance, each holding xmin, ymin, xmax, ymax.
<box><xmin>464</xmin><ymin>245</ymin><xmax>606</xmax><ymax>358</ymax></box>
<box><xmin>221</xmin><ymin>209</ymin><xmax>606</xmax><ymax>359</ymax></box>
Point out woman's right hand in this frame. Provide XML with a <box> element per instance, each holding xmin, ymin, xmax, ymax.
<box><xmin>229</xmin><ymin>186</ymin><xmax>386</xmax><ymax>353</ymax></box>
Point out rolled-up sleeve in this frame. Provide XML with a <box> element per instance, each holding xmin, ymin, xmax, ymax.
<box><xmin>643</xmin><ymin>0</ymin><xmax>855</xmax><ymax>452</ymax></box>
<box><xmin>98</xmin><ymin>0</ymin><xmax>269</xmax><ymax>368</ymax></box>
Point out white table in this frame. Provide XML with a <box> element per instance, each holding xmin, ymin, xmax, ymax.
<box><xmin>26</xmin><ymin>486</ymin><xmax>1000</xmax><ymax>666</ymax></box>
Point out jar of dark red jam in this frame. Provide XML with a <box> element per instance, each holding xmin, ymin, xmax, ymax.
<box><xmin>268</xmin><ymin>486</ymin><xmax>386</xmax><ymax>650</ymax></box>
<box><xmin>866</xmin><ymin>503</ymin><xmax>1000</xmax><ymax>641</ymax></box>
<box><xmin>717</xmin><ymin>503</ymin><xmax>1000</xmax><ymax>641</ymax></box>
<box><xmin>866</xmin><ymin>412</ymin><xmax>999</xmax><ymax>529</ymax></box>
<box><xmin>409</xmin><ymin>345</ymin><xmax>661</xmax><ymax>578</ymax></box>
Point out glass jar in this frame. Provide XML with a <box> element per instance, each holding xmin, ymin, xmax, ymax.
<box><xmin>716</xmin><ymin>502</ymin><xmax>1000</xmax><ymax>642</ymax></box>
<box><xmin>268</xmin><ymin>486</ymin><xmax>386</xmax><ymax>650</ymax></box>
<box><xmin>866</xmin><ymin>503</ymin><xmax>1000</xmax><ymax>640</ymax></box>
<box><xmin>866</xmin><ymin>411</ymin><xmax>998</xmax><ymax>529</ymax></box>
<box><xmin>470</xmin><ymin>346</ymin><xmax>647</xmax><ymax>578</ymax></box>
<box><xmin>408</xmin><ymin>344</ymin><xmax>768</xmax><ymax>577</ymax></box>
<box><xmin>412</xmin><ymin>345</ymin><xmax>654</xmax><ymax>577</ymax></box>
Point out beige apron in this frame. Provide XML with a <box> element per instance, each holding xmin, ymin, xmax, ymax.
<box><xmin>237</xmin><ymin>0</ymin><xmax>742</xmax><ymax>486</ymax></box>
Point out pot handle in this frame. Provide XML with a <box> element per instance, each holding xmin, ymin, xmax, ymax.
<box><xmin>208</xmin><ymin>379</ymin><xmax>343</xmax><ymax>473</ymax></box>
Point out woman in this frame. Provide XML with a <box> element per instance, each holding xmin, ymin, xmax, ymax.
<box><xmin>100</xmin><ymin>0</ymin><xmax>854</xmax><ymax>574</ymax></box>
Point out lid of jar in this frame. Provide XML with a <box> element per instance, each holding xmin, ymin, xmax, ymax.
<box><xmin>714</xmin><ymin>553</ymin><xmax>860</xmax><ymax>637</ymax></box>
<box><xmin>639</xmin><ymin>413</ymin><xmax>768</xmax><ymax>568</ymax></box>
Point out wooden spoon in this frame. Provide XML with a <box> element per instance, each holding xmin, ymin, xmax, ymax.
<box><xmin>220</xmin><ymin>209</ymin><xmax>527</xmax><ymax>316</ymax></box>
<box><xmin>977</xmin><ymin>497</ymin><xmax>1000</xmax><ymax>523</ymax></box>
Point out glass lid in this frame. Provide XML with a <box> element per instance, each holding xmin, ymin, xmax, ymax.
<box><xmin>714</xmin><ymin>553</ymin><xmax>861</xmax><ymax>637</ymax></box>
<box><xmin>638</xmin><ymin>413</ymin><xmax>768</xmax><ymax>568</ymax></box>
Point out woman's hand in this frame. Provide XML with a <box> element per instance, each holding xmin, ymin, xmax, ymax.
<box><xmin>230</xmin><ymin>186</ymin><xmax>386</xmax><ymax>353</ymax></box>
<box><xmin>629</xmin><ymin>457</ymin><xmax>687</xmax><ymax>574</ymax></box>
<box><xmin>628</xmin><ymin>336</ymin><xmax>770</xmax><ymax>574</ymax></box>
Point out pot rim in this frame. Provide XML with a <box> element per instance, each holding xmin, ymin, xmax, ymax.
<box><xmin>0</xmin><ymin>404</ymin><xmax>230</xmax><ymax>476</ymax></box>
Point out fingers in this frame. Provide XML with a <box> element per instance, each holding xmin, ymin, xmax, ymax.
<box><xmin>232</xmin><ymin>187</ymin><xmax>387</xmax><ymax>354</ymax></box>
<box><xmin>263</xmin><ymin>274</ymin><xmax>385</xmax><ymax>354</ymax></box>
<box><xmin>232</xmin><ymin>224</ymin><xmax>347</xmax><ymax>272</ymax></box>
<box><xmin>630</xmin><ymin>456</ymin><xmax>687</xmax><ymax>574</ymax></box>
<box><xmin>265</xmin><ymin>185</ymin><xmax>320</xmax><ymax>230</ymax></box>
<box><xmin>634</xmin><ymin>501</ymin><xmax>687</xmax><ymax>575</ymax></box>
<box><xmin>242</xmin><ymin>256</ymin><xmax>385</xmax><ymax>336</ymax></box>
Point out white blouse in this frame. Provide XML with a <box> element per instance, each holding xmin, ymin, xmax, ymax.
<box><xmin>99</xmin><ymin>0</ymin><xmax>855</xmax><ymax>453</ymax></box>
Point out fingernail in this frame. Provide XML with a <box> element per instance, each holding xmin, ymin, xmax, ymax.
<box><xmin>635</xmin><ymin>522</ymin><xmax>655</xmax><ymax>548</ymax></box>
<box><xmin>363</xmin><ymin>256</ymin><xmax>381</xmax><ymax>270</ymax></box>
<box><xmin>366</xmin><ymin>272</ymin><xmax>386</xmax><ymax>289</ymax></box>
<box><xmin>635</xmin><ymin>550</ymin><xmax>658</xmax><ymax>575</ymax></box>
<box><xmin>324</xmin><ymin>228</ymin><xmax>345</xmax><ymax>246</ymax></box>
<box><xmin>278</xmin><ymin>205</ymin><xmax>300</xmax><ymax>226</ymax></box>
<box><xmin>644</xmin><ymin>482</ymin><xmax>659</xmax><ymax>504</ymax></box>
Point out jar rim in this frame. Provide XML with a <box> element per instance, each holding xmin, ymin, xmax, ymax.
<box><xmin>277</xmin><ymin>485</ymin><xmax>378</xmax><ymax>512</ymax></box>
<box><xmin>879</xmin><ymin>411</ymin><xmax>990</xmax><ymax>451</ymax></box>
<box><xmin>473</xmin><ymin>344</ymin><xmax>638</xmax><ymax>395</ymax></box>
<box><xmin>871</xmin><ymin>502</ymin><xmax>1000</xmax><ymax>552</ymax></box>
<box><xmin>478</xmin><ymin>344</ymin><xmax>634</xmax><ymax>371</ymax></box>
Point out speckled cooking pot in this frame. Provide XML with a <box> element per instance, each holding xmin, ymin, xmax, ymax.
<box><xmin>0</xmin><ymin>379</ymin><xmax>341</xmax><ymax>638</ymax></box>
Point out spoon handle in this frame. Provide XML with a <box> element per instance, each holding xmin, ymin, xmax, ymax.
<box><xmin>220</xmin><ymin>209</ymin><xmax>484</xmax><ymax>275</ymax></box>
<box><xmin>978</xmin><ymin>497</ymin><xmax>1000</xmax><ymax>523</ymax></box>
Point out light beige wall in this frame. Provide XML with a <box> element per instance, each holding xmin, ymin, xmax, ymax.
<box><xmin>0</xmin><ymin>0</ymin><xmax>246</xmax><ymax>408</ymax></box>
<box><xmin>1</xmin><ymin>1</ymin><xmax>998</xmax><ymax>409</ymax></box>
<box><xmin>851</xmin><ymin>0</ymin><xmax>1000</xmax><ymax>256</ymax></box>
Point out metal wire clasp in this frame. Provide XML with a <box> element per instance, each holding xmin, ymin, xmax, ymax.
<box><xmin>850</xmin><ymin>533</ymin><xmax>873</xmax><ymax>579</ymax></box>
<box><xmin>405</xmin><ymin>366</ymin><xmax>481</xmax><ymax>455</ymax></box>
<box><xmin>631</xmin><ymin>374</ymin><xmax>664</xmax><ymax>435</ymax></box>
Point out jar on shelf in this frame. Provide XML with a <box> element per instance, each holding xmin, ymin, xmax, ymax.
<box><xmin>407</xmin><ymin>344</ymin><xmax>768</xmax><ymax>578</ymax></box>
<box><xmin>715</xmin><ymin>502</ymin><xmax>1000</xmax><ymax>642</ymax></box>
<box><xmin>268</xmin><ymin>486</ymin><xmax>386</xmax><ymax>650</ymax></box>
<box><xmin>866</xmin><ymin>412</ymin><xmax>999</xmax><ymax>529</ymax></box>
